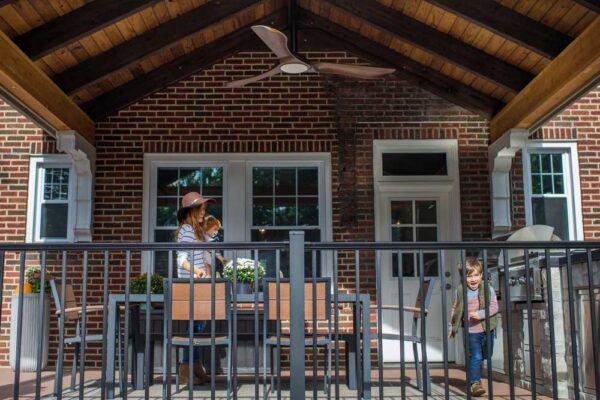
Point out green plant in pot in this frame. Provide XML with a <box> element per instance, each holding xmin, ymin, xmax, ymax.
<box><xmin>223</xmin><ymin>258</ymin><xmax>266</xmax><ymax>294</ymax></box>
<box><xmin>24</xmin><ymin>266</ymin><xmax>50</xmax><ymax>294</ymax></box>
<box><xmin>129</xmin><ymin>273</ymin><xmax>164</xmax><ymax>295</ymax></box>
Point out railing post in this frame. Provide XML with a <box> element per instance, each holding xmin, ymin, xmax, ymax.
<box><xmin>289</xmin><ymin>231</ymin><xmax>305</xmax><ymax>399</ymax></box>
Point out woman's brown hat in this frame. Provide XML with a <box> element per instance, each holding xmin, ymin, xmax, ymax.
<box><xmin>176</xmin><ymin>192</ymin><xmax>214</xmax><ymax>223</ymax></box>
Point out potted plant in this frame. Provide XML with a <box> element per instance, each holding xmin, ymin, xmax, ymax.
<box><xmin>10</xmin><ymin>266</ymin><xmax>50</xmax><ymax>371</ymax></box>
<box><xmin>223</xmin><ymin>258</ymin><xmax>266</xmax><ymax>294</ymax></box>
<box><xmin>129</xmin><ymin>273</ymin><xmax>164</xmax><ymax>295</ymax></box>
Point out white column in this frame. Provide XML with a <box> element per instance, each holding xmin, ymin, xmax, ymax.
<box><xmin>56</xmin><ymin>130</ymin><xmax>95</xmax><ymax>242</ymax></box>
<box><xmin>488</xmin><ymin>129</ymin><xmax>529</xmax><ymax>237</ymax></box>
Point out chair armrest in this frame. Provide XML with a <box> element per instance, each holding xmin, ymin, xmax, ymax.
<box><xmin>56</xmin><ymin>305</ymin><xmax>105</xmax><ymax>315</ymax></box>
<box><xmin>374</xmin><ymin>304</ymin><xmax>429</xmax><ymax>314</ymax></box>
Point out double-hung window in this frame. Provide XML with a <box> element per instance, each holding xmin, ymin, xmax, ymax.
<box><xmin>523</xmin><ymin>142</ymin><xmax>583</xmax><ymax>240</ymax></box>
<box><xmin>27</xmin><ymin>156</ymin><xmax>75</xmax><ymax>242</ymax></box>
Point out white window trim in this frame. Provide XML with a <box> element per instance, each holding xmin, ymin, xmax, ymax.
<box><xmin>26</xmin><ymin>155</ymin><xmax>76</xmax><ymax>243</ymax></box>
<box><xmin>142</xmin><ymin>153</ymin><xmax>333</xmax><ymax>273</ymax></box>
<box><xmin>522</xmin><ymin>141</ymin><xmax>583</xmax><ymax>241</ymax></box>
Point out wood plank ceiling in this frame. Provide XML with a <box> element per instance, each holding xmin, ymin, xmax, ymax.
<box><xmin>0</xmin><ymin>0</ymin><xmax>597</xmax><ymax>124</ymax></box>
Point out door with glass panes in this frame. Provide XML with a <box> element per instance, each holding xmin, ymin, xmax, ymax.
<box><xmin>379</xmin><ymin>196</ymin><xmax>453</xmax><ymax>362</ymax></box>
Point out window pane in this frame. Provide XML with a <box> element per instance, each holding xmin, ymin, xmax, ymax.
<box><xmin>154</xmin><ymin>229</ymin><xmax>176</xmax><ymax>276</ymax></box>
<box><xmin>297</xmin><ymin>196</ymin><xmax>318</xmax><ymax>226</ymax></box>
<box><xmin>275</xmin><ymin>168</ymin><xmax>296</xmax><ymax>196</ymax></box>
<box><xmin>541</xmin><ymin>154</ymin><xmax>552</xmax><ymax>173</ymax></box>
<box><xmin>532</xmin><ymin>198</ymin><xmax>569</xmax><ymax>240</ymax></box>
<box><xmin>392</xmin><ymin>227</ymin><xmax>413</xmax><ymax>242</ymax></box>
<box><xmin>274</xmin><ymin>197</ymin><xmax>296</xmax><ymax>225</ymax></box>
<box><xmin>542</xmin><ymin>175</ymin><xmax>553</xmax><ymax>194</ymax></box>
<box><xmin>531</xmin><ymin>154</ymin><xmax>540</xmax><ymax>173</ymax></box>
<box><xmin>202</xmin><ymin>167</ymin><xmax>223</xmax><ymax>197</ymax></box>
<box><xmin>43</xmin><ymin>168</ymin><xmax>69</xmax><ymax>200</ymax></box>
<box><xmin>402</xmin><ymin>253</ymin><xmax>415</xmax><ymax>277</ymax></box>
<box><xmin>41</xmin><ymin>204</ymin><xmax>68</xmax><ymax>238</ymax></box>
<box><xmin>382</xmin><ymin>153</ymin><xmax>447</xmax><ymax>176</ymax></box>
<box><xmin>297</xmin><ymin>168</ymin><xmax>318</xmax><ymax>195</ymax></box>
<box><xmin>157</xmin><ymin>169</ymin><xmax>179</xmax><ymax>196</ymax></box>
<box><xmin>552</xmin><ymin>154</ymin><xmax>563</xmax><ymax>173</ymax></box>
<box><xmin>205</xmin><ymin>201</ymin><xmax>222</xmax><ymax>221</ymax></box>
<box><xmin>554</xmin><ymin>175</ymin><xmax>565</xmax><ymax>194</ymax></box>
<box><xmin>416</xmin><ymin>201</ymin><xmax>436</xmax><ymax>224</ymax></box>
<box><xmin>156</xmin><ymin>197</ymin><xmax>178</xmax><ymax>227</ymax></box>
<box><xmin>253</xmin><ymin>197</ymin><xmax>273</xmax><ymax>226</ymax></box>
<box><xmin>391</xmin><ymin>201</ymin><xmax>412</xmax><ymax>225</ymax></box>
<box><xmin>423</xmin><ymin>253</ymin><xmax>439</xmax><ymax>276</ymax></box>
<box><xmin>179</xmin><ymin>169</ymin><xmax>203</xmax><ymax>195</ymax></box>
<box><xmin>417</xmin><ymin>227</ymin><xmax>437</xmax><ymax>242</ymax></box>
<box><xmin>531</xmin><ymin>175</ymin><xmax>542</xmax><ymax>195</ymax></box>
<box><xmin>253</xmin><ymin>168</ymin><xmax>273</xmax><ymax>196</ymax></box>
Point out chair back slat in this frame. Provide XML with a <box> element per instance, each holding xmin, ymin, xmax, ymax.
<box><xmin>413</xmin><ymin>279</ymin><xmax>436</xmax><ymax>320</ymax></box>
<box><xmin>170</xmin><ymin>280</ymin><xmax>229</xmax><ymax>321</ymax></box>
<box><xmin>50</xmin><ymin>280</ymin><xmax>79</xmax><ymax>321</ymax></box>
<box><xmin>266</xmin><ymin>280</ymin><xmax>329</xmax><ymax>321</ymax></box>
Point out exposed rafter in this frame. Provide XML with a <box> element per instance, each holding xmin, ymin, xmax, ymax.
<box><xmin>425</xmin><ymin>0</ymin><xmax>571</xmax><ymax>59</ymax></box>
<box><xmin>82</xmin><ymin>12</ymin><xmax>286</xmax><ymax>120</ymax></box>
<box><xmin>326</xmin><ymin>0</ymin><xmax>533</xmax><ymax>93</ymax></box>
<box><xmin>299</xmin><ymin>10</ymin><xmax>503</xmax><ymax>118</ymax></box>
<box><xmin>14</xmin><ymin>0</ymin><xmax>162</xmax><ymax>61</ymax></box>
<box><xmin>0</xmin><ymin>30</ymin><xmax>94</xmax><ymax>143</ymax></box>
<box><xmin>53</xmin><ymin>0</ymin><xmax>262</xmax><ymax>94</ymax></box>
<box><xmin>491</xmin><ymin>16</ymin><xmax>600</xmax><ymax>141</ymax></box>
<box><xmin>0</xmin><ymin>0</ymin><xmax>15</xmax><ymax>8</ymax></box>
<box><xmin>572</xmin><ymin>0</ymin><xmax>600</xmax><ymax>14</ymax></box>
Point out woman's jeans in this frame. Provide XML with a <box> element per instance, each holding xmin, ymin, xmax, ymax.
<box><xmin>468</xmin><ymin>331</ymin><xmax>494</xmax><ymax>384</ymax></box>
<box><xmin>182</xmin><ymin>321</ymin><xmax>206</xmax><ymax>363</ymax></box>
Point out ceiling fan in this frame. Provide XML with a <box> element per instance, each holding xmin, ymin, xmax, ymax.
<box><xmin>225</xmin><ymin>2</ymin><xmax>395</xmax><ymax>87</ymax></box>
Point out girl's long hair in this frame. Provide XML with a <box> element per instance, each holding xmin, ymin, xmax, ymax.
<box><xmin>175</xmin><ymin>206</ymin><xmax>207</xmax><ymax>242</ymax></box>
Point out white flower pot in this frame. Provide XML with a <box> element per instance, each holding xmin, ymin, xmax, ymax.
<box><xmin>9</xmin><ymin>293</ymin><xmax>50</xmax><ymax>371</ymax></box>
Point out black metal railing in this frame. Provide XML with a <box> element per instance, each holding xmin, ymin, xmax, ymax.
<box><xmin>1</xmin><ymin>236</ymin><xmax>599</xmax><ymax>400</ymax></box>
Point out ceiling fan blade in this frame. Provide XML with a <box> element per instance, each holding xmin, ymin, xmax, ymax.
<box><xmin>225</xmin><ymin>65</ymin><xmax>281</xmax><ymax>88</ymax></box>
<box><xmin>311</xmin><ymin>62</ymin><xmax>395</xmax><ymax>79</ymax></box>
<box><xmin>251</xmin><ymin>25</ymin><xmax>295</xmax><ymax>60</ymax></box>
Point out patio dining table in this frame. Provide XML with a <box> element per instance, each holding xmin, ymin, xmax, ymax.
<box><xmin>104</xmin><ymin>292</ymin><xmax>371</xmax><ymax>399</ymax></box>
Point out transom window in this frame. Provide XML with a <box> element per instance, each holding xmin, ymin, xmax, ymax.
<box><xmin>390</xmin><ymin>200</ymin><xmax>439</xmax><ymax>278</ymax></box>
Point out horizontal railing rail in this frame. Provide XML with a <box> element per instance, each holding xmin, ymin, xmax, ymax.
<box><xmin>0</xmin><ymin>237</ymin><xmax>598</xmax><ymax>400</ymax></box>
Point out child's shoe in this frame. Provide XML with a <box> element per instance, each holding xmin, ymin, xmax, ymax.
<box><xmin>470</xmin><ymin>381</ymin><xmax>486</xmax><ymax>397</ymax></box>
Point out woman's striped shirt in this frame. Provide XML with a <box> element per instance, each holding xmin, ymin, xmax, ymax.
<box><xmin>176</xmin><ymin>224</ymin><xmax>206</xmax><ymax>278</ymax></box>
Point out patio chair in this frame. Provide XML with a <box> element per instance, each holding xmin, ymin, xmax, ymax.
<box><xmin>263</xmin><ymin>278</ymin><xmax>332</xmax><ymax>400</ymax></box>
<box><xmin>372</xmin><ymin>278</ymin><xmax>437</xmax><ymax>395</ymax></box>
<box><xmin>49</xmin><ymin>280</ymin><xmax>116</xmax><ymax>395</ymax></box>
<box><xmin>165</xmin><ymin>278</ymin><xmax>232</xmax><ymax>397</ymax></box>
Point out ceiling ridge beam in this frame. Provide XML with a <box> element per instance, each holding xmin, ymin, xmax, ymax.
<box><xmin>14</xmin><ymin>0</ymin><xmax>162</xmax><ymax>61</ymax></box>
<box><xmin>490</xmin><ymin>16</ymin><xmax>600</xmax><ymax>141</ymax></box>
<box><xmin>325</xmin><ymin>0</ymin><xmax>533</xmax><ymax>93</ymax></box>
<box><xmin>82</xmin><ymin>11</ymin><xmax>286</xmax><ymax>120</ymax></box>
<box><xmin>572</xmin><ymin>0</ymin><xmax>600</xmax><ymax>14</ymax></box>
<box><xmin>425</xmin><ymin>0</ymin><xmax>571</xmax><ymax>59</ymax></box>
<box><xmin>299</xmin><ymin>9</ymin><xmax>503</xmax><ymax>119</ymax></box>
<box><xmin>0</xmin><ymin>30</ymin><xmax>94</xmax><ymax>143</ymax></box>
<box><xmin>53</xmin><ymin>0</ymin><xmax>263</xmax><ymax>95</ymax></box>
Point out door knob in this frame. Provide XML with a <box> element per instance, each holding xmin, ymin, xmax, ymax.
<box><xmin>445</xmin><ymin>283</ymin><xmax>452</xmax><ymax>290</ymax></box>
<box><xmin>445</xmin><ymin>271</ymin><xmax>451</xmax><ymax>278</ymax></box>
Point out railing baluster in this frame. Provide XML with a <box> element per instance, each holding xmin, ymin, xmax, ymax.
<box><xmin>253</xmin><ymin>249</ymin><xmax>259</xmax><ymax>400</ymax></box>
<box><xmin>35</xmin><ymin>250</ymin><xmax>47</xmax><ymax>399</ymax></box>
<box><xmin>376</xmin><ymin>250</ymin><xmax>383</xmax><ymax>400</ymax></box>
<box><xmin>502</xmin><ymin>249</ymin><xmax>515</xmax><ymax>400</ymax></box>
<box><xmin>586</xmin><ymin>249</ymin><xmax>600</xmax><ymax>400</ymax></box>
<box><xmin>418</xmin><ymin>250</ymin><xmax>427</xmax><ymax>400</ymax></box>
<box><xmin>13</xmin><ymin>251</ymin><xmax>26</xmax><ymax>399</ymax></box>
<box><xmin>0</xmin><ymin>250</ymin><xmax>4</xmax><ymax>332</ymax></box>
<box><xmin>398</xmin><ymin>250</ymin><xmax>405</xmax><ymax>400</ymax></box>
<box><xmin>188</xmin><ymin>247</ymin><xmax>193</xmax><ymax>400</ymax></box>
<box><xmin>524</xmin><ymin>250</ymin><xmax>536</xmax><ymax>399</ymax></box>
<box><xmin>544</xmin><ymin>249</ymin><xmax>558</xmax><ymax>400</ymax></box>
<box><xmin>312</xmin><ymin>250</ymin><xmax>317</xmax><ymax>400</ymax></box>
<box><xmin>354</xmin><ymin>249</ymin><xmax>362</xmax><ymax>398</ymax></box>
<box><xmin>166</xmin><ymin>251</ymin><xmax>173</xmax><ymax>399</ymax></box>
<box><xmin>439</xmin><ymin>249</ymin><xmax>449</xmax><ymax>400</ymax></box>
<box><xmin>79</xmin><ymin>250</ymin><xmax>89</xmax><ymax>400</ymax></box>
<box><xmin>482</xmin><ymin>249</ymin><xmax>493</xmax><ymax>400</ymax></box>
<box><xmin>123</xmin><ymin>250</ymin><xmax>131</xmax><ymax>400</ymax></box>
<box><xmin>211</xmin><ymin>250</ymin><xmax>216</xmax><ymax>400</ymax></box>
<box><xmin>333</xmin><ymin>250</ymin><xmax>340</xmax><ymax>400</ymax></box>
<box><xmin>566</xmin><ymin>249</ymin><xmax>580</xmax><ymax>399</ymax></box>
<box><xmin>101</xmin><ymin>250</ymin><xmax>110</xmax><ymax>400</ymax></box>
<box><xmin>144</xmin><ymin>251</ymin><xmax>151</xmax><ymax>400</ymax></box>
<box><xmin>460</xmin><ymin>249</ymin><xmax>471</xmax><ymax>400</ymax></box>
<box><xmin>275</xmin><ymin>249</ymin><xmax>281</xmax><ymax>400</ymax></box>
<box><xmin>232</xmin><ymin>249</ymin><xmax>238</xmax><ymax>400</ymax></box>
<box><xmin>56</xmin><ymin>251</ymin><xmax>68</xmax><ymax>400</ymax></box>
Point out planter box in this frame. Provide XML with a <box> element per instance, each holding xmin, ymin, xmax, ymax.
<box><xmin>10</xmin><ymin>293</ymin><xmax>50</xmax><ymax>371</ymax></box>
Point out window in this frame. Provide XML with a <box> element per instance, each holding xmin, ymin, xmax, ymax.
<box><xmin>390</xmin><ymin>200</ymin><xmax>440</xmax><ymax>278</ymax></box>
<box><xmin>523</xmin><ymin>143</ymin><xmax>583</xmax><ymax>240</ymax></box>
<box><xmin>27</xmin><ymin>156</ymin><xmax>75</xmax><ymax>242</ymax></box>
<box><xmin>382</xmin><ymin>153</ymin><xmax>447</xmax><ymax>176</ymax></box>
<box><xmin>153</xmin><ymin>167</ymin><xmax>223</xmax><ymax>276</ymax></box>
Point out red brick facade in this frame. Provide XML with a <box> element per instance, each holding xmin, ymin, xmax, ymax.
<box><xmin>0</xmin><ymin>51</ymin><xmax>598</xmax><ymax>367</ymax></box>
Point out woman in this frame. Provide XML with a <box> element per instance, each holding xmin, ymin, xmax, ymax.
<box><xmin>175</xmin><ymin>191</ymin><xmax>214</xmax><ymax>386</ymax></box>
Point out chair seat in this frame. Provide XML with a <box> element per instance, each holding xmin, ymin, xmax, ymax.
<box><xmin>265</xmin><ymin>335</ymin><xmax>331</xmax><ymax>346</ymax></box>
<box><xmin>172</xmin><ymin>336</ymin><xmax>229</xmax><ymax>346</ymax></box>
<box><xmin>64</xmin><ymin>334</ymin><xmax>104</xmax><ymax>345</ymax></box>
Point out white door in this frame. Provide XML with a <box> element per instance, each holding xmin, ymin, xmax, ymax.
<box><xmin>378</xmin><ymin>196</ymin><xmax>454</xmax><ymax>362</ymax></box>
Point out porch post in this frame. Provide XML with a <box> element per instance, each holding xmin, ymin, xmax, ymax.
<box><xmin>289</xmin><ymin>231</ymin><xmax>305</xmax><ymax>399</ymax></box>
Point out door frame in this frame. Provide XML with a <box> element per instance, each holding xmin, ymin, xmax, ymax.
<box><xmin>373</xmin><ymin>139</ymin><xmax>463</xmax><ymax>362</ymax></box>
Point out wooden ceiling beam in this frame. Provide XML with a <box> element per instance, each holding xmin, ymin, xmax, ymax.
<box><xmin>14</xmin><ymin>0</ymin><xmax>162</xmax><ymax>61</ymax></box>
<box><xmin>0</xmin><ymin>0</ymin><xmax>15</xmax><ymax>8</ymax></box>
<box><xmin>326</xmin><ymin>0</ymin><xmax>533</xmax><ymax>93</ymax></box>
<box><xmin>490</xmin><ymin>16</ymin><xmax>600</xmax><ymax>142</ymax></box>
<box><xmin>299</xmin><ymin>10</ymin><xmax>503</xmax><ymax>119</ymax></box>
<box><xmin>0</xmin><ymin>30</ymin><xmax>94</xmax><ymax>143</ymax></box>
<box><xmin>54</xmin><ymin>0</ymin><xmax>262</xmax><ymax>94</ymax></box>
<box><xmin>426</xmin><ymin>0</ymin><xmax>571</xmax><ymax>59</ymax></box>
<box><xmin>82</xmin><ymin>12</ymin><xmax>286</xmax><ymax>120</ymax></box>
<box><xmin>572</xmin><ymin>0</ymin><xmax>600</xmax><ymax>14</ymax></box>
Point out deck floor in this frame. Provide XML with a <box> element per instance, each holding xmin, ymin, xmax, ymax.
<box><xmin>0</xmin><ymin>367</ymin><xmax>548</xmax><ymax>399</ymax></box>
